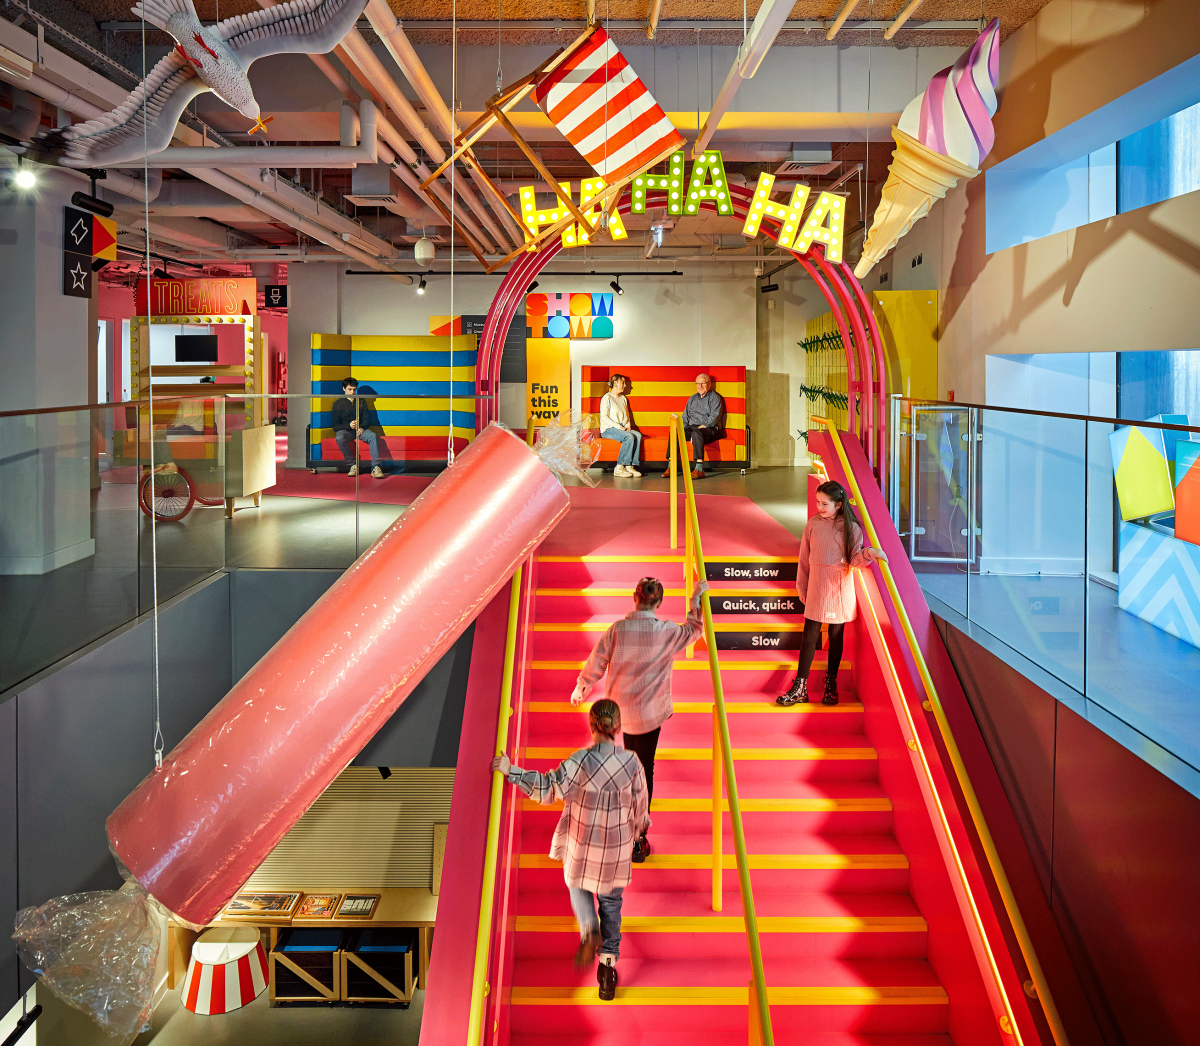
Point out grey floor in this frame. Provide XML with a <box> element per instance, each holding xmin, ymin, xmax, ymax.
<box><xmin>132</xmin><ymin>983</ymin><xmax>425</xmax><ymax>1046</ymax></box>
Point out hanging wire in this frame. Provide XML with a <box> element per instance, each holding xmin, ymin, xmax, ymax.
<box><xmin>495</xmin><ymin>0</ymin><xmax>503</xmax><ymax>93</ymax></box>
<box><xmin>448</xmin><ymin>0</ymin><xmax>456</xmax><ymax>464</ymax></box>
<box><xmin>865</xmin><ymin>0</ymin><xmax>873</xmax><ymax>238</ymax></box>
<box><xmin>141</xmin><ymin>0</ymin><xmax>163</xmax><ymax>771</ymax></box>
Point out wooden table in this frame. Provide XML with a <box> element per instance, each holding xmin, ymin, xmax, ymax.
<box><xmin>169</xmin><ymin>889</ymin><xmax>438</xmax><ymax>993</ymax></box>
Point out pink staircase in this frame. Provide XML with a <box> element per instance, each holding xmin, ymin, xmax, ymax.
<box><xmin>502</xmin><ymin>496</ymin><xmax>970</xmax><ymax>1045</ymax></box>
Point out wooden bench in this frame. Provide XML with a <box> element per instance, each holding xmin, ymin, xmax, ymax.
<box><xmin>580</xmin><ymin>365</ymin><xmax>749</xmax><ymax>468</ymax></box>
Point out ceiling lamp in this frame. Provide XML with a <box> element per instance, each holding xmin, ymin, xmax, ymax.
<box><xmin>609</xmin><ymin>278</ymin><xmax>623</xmax><ymax>295</ymax></box>
<box><xmin>417</xmin><ymin>277</ymin><xmax>427</xmax><ymax>295</ymax></box>
<box><xmin>414</xmin><ymin>237</ymin><xmax>435</xmax><ymax>268</ymax></box>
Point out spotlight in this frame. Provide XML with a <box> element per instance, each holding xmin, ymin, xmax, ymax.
<box><xmin>417</xmin><ymin>277</ymin><xmax>427</xmax><ymax>295</ymax></box>
<box><xmin>527</xmin><ymin>280</ymin><xmax>539</xmax><ymax>292</ymax></box>
<box><xmin>13</xmin><ymin>168</ymin><xmax>35</xmax><ymax>190</ymax></box>
<box><xmin>377</xmin><ymin>766</ymin><xmax>392</xmax><ymax>780</ymax></box>
<box><xmin>71</xmin><ymin>191</ymin><xmax>113</xmax><ymax>217</ymax></box>
<box><xmin>153</xmin><ymin>267</ymin><xmax>171</xmax><ymax>280</ymax></box>
<box><xmin>609</xmin><ymin>278</ymin><xmax>623</xmax><ymax>295</ymax></box>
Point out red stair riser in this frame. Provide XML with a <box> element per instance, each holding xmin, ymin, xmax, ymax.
<box><xmin>517</xmin><ymin>806</ymin><xmax>895</xmax><ymax>835</ymax></box>
<box><xmin>514</xmin><ymin>930</ymin><xmax>929</xmax><ymax>961</ymax></box>
<box><xmin>529</xmin><ymin>667</ymin><xmax>844</xmax><ymax>694</ymax></box>
<box><xmin>515</xmin><ymin>865</ymin><xmax>911</xmax><ymax>894</ymax></box>
<box><xmin>509</xmin><ymin>1002</ymin><xmax>949</xmax><ymax>1035</ymax></box>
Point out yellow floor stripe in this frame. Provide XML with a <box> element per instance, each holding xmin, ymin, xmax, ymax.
<box><xmin>532</xmin><ymin>659</ymin><xmax>848</xmax><ymax>671</ymax></box>
<box><xmin>518</xmin><ymin>852</ymin><xmax>908</xmax><ymax>871</ymax></box>
<box><xmin>511</xmin><ymin>985</ymin><xmax>948</xmax><ymax>1006</ymax></box>
<box><xmin>522</xmin><ymin>796</ymin><xmax>891</xmax><ymax>813</ymax></box>
<box><xmin>527</xmin><ymin>701</ymin><xmax>863</xmax><ymax>714</ymax></box>
<box><xmin>516</xmin><ymin>914</ymin><xmax>925</xmax><ymax>934</ymax></box>
<box><xmin>524</xmin><ymin>747</ymin><xmax>877</xmax><ymax>762</ymax></box>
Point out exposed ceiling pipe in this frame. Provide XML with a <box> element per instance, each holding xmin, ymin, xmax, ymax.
<box><xmin>300</xmin><ymin>44</ymin><xmax>493</xmax><ymax>256</ymax></box>
<box><xmin>2</xmin><ymin>87</ymin><xmax>41</xmax><ymax>140</ymax></box>
<box><xmin>250</xmin><ymin>0</ymin><xmax>503</xmax><ymax>253</ymax></box>
<box><xmin>825</xmin><ymin>0</ymin><xmax>859</xmax><ymax>40</ymax></box>
<box><xmin>333</xmin><ymin>26</ymin><xmax>508</xmax><ymax>252</ymax></box>
<box><xmin>692</xmin><ymin>0</ymin><xmax>794</xmax><ymax>158</ymax></box>
<box><xmin>884</xmin><ymin>0</ymin><xmax>927</xmax><ymax>39</ymax></box>
<box><xmin>190</xmin><ymin>166</ymin><xmax>410</xmax><ymax>281</ymax></box>
<box><xmin>90</xmin><ymin>101</ymin><xmax>379</xmax><ymax>169</ymax></box>
<box><xmin>363</xmin><ymin>0</ymin><xmax>526</xmax><ymax>248</ymax></box>
<box><xmin>645</xmin><ymin>0</ymin><xmax>664</xmax><ymax>40</ymax></box>
<box><xmin>0</xmin><ymin>31</ymin><xmax>398</xmax><ymax>266</ymax></box>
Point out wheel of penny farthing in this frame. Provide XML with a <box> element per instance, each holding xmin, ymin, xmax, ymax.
<box><xmin>138</xmin><ymin>465</ymin><xmax>197</xmax><ymax>521</ymax></box>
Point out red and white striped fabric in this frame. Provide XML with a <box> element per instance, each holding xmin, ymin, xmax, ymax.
<box><xmin>534</xmin><ymin>27</ymin><xmax>684</xmax><ymax>183</ymax></box>
<box><xmin>181</xmin><ymin>927</ymin><xmax>269</xmax><ymax>1015</ymax></box>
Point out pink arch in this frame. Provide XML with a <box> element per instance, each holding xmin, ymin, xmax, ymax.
<box><xmin>474</xmin><ymin>184</ymin><xmax>887</xmax><ymax>486</ymax></box>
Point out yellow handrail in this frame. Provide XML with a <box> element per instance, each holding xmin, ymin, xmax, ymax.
<box><xmin>670</xmin><ymin>416</ymin><xmax>775</xmax><ymax>1046</ymax></box>
<box><xmin>467</xmin><ymin>564</ymin><xmax>525</xmax><ymax>1046</ymax></box>
<box><xmin>809</xmin><ymin>416</ymin><xmax>1069</xmax><ymax>1046</ymax></box>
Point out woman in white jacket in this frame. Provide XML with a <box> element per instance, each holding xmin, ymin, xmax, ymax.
<box><xmin>599</xmin><ymin>374</ymin><xmax>643</xmax><ymax>478</ymax></box>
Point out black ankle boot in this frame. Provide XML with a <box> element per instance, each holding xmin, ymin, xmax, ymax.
<box><xmin>597</xmin><ymin>959</ymin><xmax>618</xmax><ymax>1001</ymax></box>
<box><xmin>776</xmin><ymin>678</ymin><xmax>808</xmax><ymax>706</ymax></box>
<box><xmin>822</xmin><ymin>675</ymin><xmax>839</xmax><ymax>705</ymax></box>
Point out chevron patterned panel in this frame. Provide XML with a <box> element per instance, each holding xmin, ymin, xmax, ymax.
<box><xmin>1118</xmin><ymin>521</ymin><xmax>1200</xmax><ymax>649</ymax></box>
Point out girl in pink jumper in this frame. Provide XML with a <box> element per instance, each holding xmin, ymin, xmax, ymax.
<box><xmin>776</xmin><ymin>481</ymin><xmax>887</xmax><ymax>706</ymax></box>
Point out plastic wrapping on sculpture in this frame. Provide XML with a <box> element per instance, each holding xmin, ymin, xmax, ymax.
<box><xmin>15</xmin><ymin>423</ymin><xmax>571</xmax><ymax>1032</ymax></box>
<box><xmin>12</xmin><ymin>885</ymin><xmax>162</xmax><ymax>1039</ymax></box>
<box><xmin>534</xmin><ymin>411</ymin><xmax>602</xmax><ymax>487</ymax></box>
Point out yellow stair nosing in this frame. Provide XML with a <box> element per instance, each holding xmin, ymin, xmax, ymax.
<box><xmin>532</xmin><ymin>659</ymin><xmax>850</xmax><ymax>671</ymax></box>
<box><xmin>511</xmin><ymin>985</ymin><xmax>948</xmax><ymax>1006</ymax></box>
<box><xmin>522</xmin><ymin>796</ymin><xmax>892</xmax><ymax>813</ymax></box>
<box><xmin>518</xmin><ymin>852</ymin><xmax>909</xmax><ymax>870</ymax></box>
<box><xmin>524</xmin><ymin>747</ymin><xmax>878</xmax><ymax>762</ymax></box>
<box><xmin>515</xmin><ymin>915</ymin><xmax>926</xmax><ymax>933</ymax></box>
<box><xmin>538</xmin><ymin>555</ymin><xmax>796</xmax><ymax>563</ymax></box>
<box><xmin>528</xmin><ymin>701</ymin><xmax>863</xmax><ymax>714</ymax></box>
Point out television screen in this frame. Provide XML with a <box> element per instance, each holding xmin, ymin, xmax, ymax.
<box><xmin>175</xmin><ymin>334</ymin><xmax>218</xmax><ymax>363</ymax></box>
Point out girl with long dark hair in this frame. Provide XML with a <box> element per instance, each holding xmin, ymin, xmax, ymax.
<box><xmin>777</xmin><ymin>480</ymin><xmax>888</xmax><ymax>706</ymax></box>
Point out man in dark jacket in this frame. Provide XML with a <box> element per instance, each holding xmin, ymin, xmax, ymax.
<box><xmin>332</xmin><ymin>377</ymin><xmax>384</xmax><ymax>478</ymax></box>
<box><xmin>662</xmin><ymin>373</ymin><xmax>725</xmax><ymax>480</ymax></box>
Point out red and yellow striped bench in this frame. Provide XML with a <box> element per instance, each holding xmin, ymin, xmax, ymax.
<box><xmin>581</xmin><ymin>365</ymin><xmax>748</xmax><ymax>467</ymax></box>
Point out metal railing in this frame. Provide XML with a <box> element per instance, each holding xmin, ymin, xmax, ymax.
<box><xmin>467</xmin><ymin>563</ymin><xmax>527</xmax><ymax>1045</ymax></box>
<box><xmin>810</xmin><ymin>415</ymin><xmax>1069</xmax><ymax>1046</ymax></box>
<box><xmin>668</xmin><ymin>415</ymin><xmax>775</xmax><ymax>1046</ymax></box>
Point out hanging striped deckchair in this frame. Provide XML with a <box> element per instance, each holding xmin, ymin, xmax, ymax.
<box><xmin>424</xmin><ymin>23</ymin><xmax>683</xmax><ymax>271</ymax></box>
<box><xmin>532</xmin><ymin>27</ymin><xmax>684</xmax><ymax>183</ymax></box>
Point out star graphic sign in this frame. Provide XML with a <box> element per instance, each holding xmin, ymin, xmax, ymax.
<box><xmin>69</xmin><ymin>261</ymin><xmax>88</xmax><ymax>290</ymax></box>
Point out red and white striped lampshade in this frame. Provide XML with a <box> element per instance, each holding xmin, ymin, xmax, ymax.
<box><xmin>181</xmin><ymin>926</ymin><xmax>268</xmax><ymax>1015</ymax></box>
<box><xmin>534</xmin><ymin>27</ymin><xmax>684</xmax><ymax>183</ymax></box>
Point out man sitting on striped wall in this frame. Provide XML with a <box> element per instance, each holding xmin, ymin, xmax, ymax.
<box><xmin>332</xmin><ymin>377</ymin><xmax>385</xmax><ymax>479</ymax></box>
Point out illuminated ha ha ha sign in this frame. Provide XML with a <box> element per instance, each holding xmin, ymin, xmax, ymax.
<box><xmin>519</xmin><ymin>178</ymin><xmax>629</xmax><ymax>249</ymax></box>
<box><xmin>740</xmin><ymin>173</ymin><xmax>846</xmax><ymax>263</ymax></box>
<box><xmin>629</xmin><ymin>150</ymin><xmax>734</xmax><ymax>217</ymax></box>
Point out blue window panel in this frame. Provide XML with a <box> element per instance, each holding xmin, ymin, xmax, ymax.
<box><xmin>1117</xmin><ymin>99</ymin><xmax>1200</xmax><ymax>213</ymax></box>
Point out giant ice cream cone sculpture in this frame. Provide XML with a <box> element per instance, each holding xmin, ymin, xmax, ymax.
<box><xmin>855</xmin><ymin>19</ymin><xmax>1001</xmax><ymax>279</ymax></box>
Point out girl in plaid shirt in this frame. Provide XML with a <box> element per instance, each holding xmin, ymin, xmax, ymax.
<box><xmin>571</xmin><ymin>577</ymin><xmax>709</xmax><ymax>862</ymax></box>
<box><xmin>493</xmin><ymin>699</ymin><xmax>648</xmax><ymax>1001</ymax></box>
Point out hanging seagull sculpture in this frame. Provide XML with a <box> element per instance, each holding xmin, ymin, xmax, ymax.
<box><xmin>62</xmin><ymin>0</ymin><xmax>369</xmax><ymax>167</ymax></box>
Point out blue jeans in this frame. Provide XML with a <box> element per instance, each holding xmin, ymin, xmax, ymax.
<box><xmin>568</xmin><ymin>884</ymin><xmax>624</xmax><ymax>959</ymax></box>
<box><xmin>602</xmin><ymin>427</ymin><xmax>642</xmax><ymax>466</ymax></box>
<box><xmin>336</xmin><ymin>427</ymin><xmax>382</xmax><ymax>468</ymax></box>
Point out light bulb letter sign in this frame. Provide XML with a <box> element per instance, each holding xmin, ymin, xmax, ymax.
<box><xmin>741</xmin><ymin>174</ymin><xmax>847</xmax><ymax>262</ymax></box>
<box><xmin>630</xmin><ymin>151</ymin><xmax>685</xmax><ymax>215</ymax></box>
<box><xmin>564</xmin><ymin>178</ymin><xmax>628</xmax><ymax>247</ymax></box>
<box><xmin>683</xmin><ymin>150</ymin><xmax>733</xmax><ymax>216</ymax></box>
<box><xmin>521</xmin><ymin>183</ymin><xmax>574</xmax><ymax>251</ymax></box>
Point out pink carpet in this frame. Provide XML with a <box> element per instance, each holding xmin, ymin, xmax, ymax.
<box><xmin>270</xmin><ymin>467</ymin><xmax>435</xmax><ymax>505</ymax></box>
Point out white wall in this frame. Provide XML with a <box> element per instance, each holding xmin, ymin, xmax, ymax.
<box><xmin>283</xmin><ymin>262</ymin><xmax>806</xmax><ymax>466</ymax></box>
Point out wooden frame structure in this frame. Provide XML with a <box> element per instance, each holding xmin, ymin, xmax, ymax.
<box><xmin>420</xmin><ymin>23</ymin><xmax>679</xmax><ymax>273</ymax></box>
